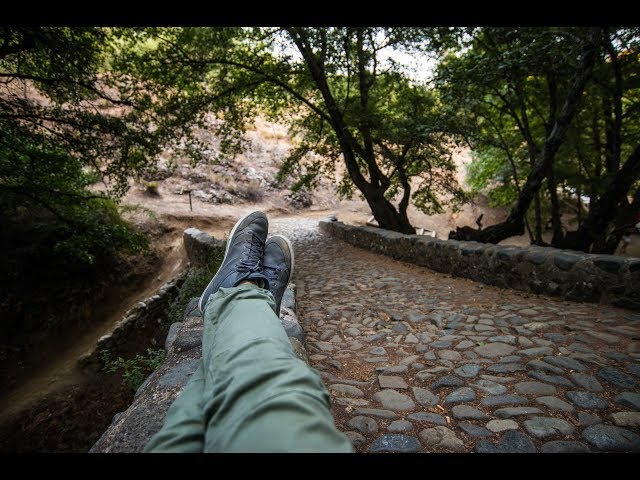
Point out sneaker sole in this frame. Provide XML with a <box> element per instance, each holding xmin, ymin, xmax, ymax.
<box><xmin>198</xmin><ymin>211</ymin><xmax>267</xmax><ymax>313</ymax></box>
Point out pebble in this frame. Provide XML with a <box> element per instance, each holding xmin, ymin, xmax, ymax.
<box><xmin>345</xmin><ymin>431</ymin><xmax>366</xmax><ymax>448</ymax></box>
<box><xmin>455</xmin><ymin>364</ymin><xmax>481</xmax><ymax>378</ymax></box>
<box><xmin>481</xmin><ymin>395</ymin><xmax>529</xmax><ymax>407</ymax></box>
<box><xmin>520</xmin><ymin>347</ymin><xmax>554</xmax><ymax>357</ymax></box>
<box><xmin>412</xmin><ymin>386</ymin><xmax>439</xmax><ymax>406</ymax></box>
<box><xmin>527</xmin><ymin>371</ymin><xmax>574</xmax><ymax>387</ymax></box>
<box><xmin>329</xmin><ymin>384</ymin><xmax>364</xmax><ymax>398</ymax></box>
<box><xmin>615</xmin><ymin>392</ymin><xmax>640</xmax><ymax>410</ymax></box>
<box><xmin>543</xmin><ymin>356</ymin><xmax>587</xmax><ymax>372</ymax></box>
<box><xmin>431</xmin><ymin>375</ymin><xmax>465</xmax><ymax>389</ymax></box>
<box><xmin>406</xmin><ymin>412</ymin><xmax>447</xmax><ymax>426</ymax></box>
<box><xmin>475</xmin><ymin>430</ymin><xmax>537</xmax><ymax>453</ymax></box>
<box><xmin>368</xmin><ymin>434</ymin><xmax>421</xmax><ymax>453</ymax></box>
<box><xmin>451</xmin><ymin>405</ymin><xmax>489</xmax><ymax>420</ymax></box>
<box><xmin>611</xmin><ymin>411</ymin><xmax>640</xmax><ymax>427</ymax></box>
<box><xmin>475</xmin><ymin>342</ymin><xmax>517</xmax><ymax>358</ymax></box>
<box><xmin>494</xmin><ymin>407</ymin><xmax>543</xmax><ymax>418</ymax></box>
<box><xmin>387</xmin><ymin>419</ymin><xmax>414</xmax><ymax>432</ymax></box>
<box><xmin>535</xmin><ymin>396</ymin><xmax>574</xmax><ymax>412</ymax></box>
<box><xmin>582</xmin><ymin>424</ymin><xmax>640</xmax><ymax>451</ymax></box>
<box><xmin>515</xmin><ymin>381</ymin><xmax>557</xmax><ymax>396</ymax></box>
<box><xmin>458</xmin><ymin>422</ymin><xmax>493</xmax><ymax>438</ymax></box>
<box><xmin>523</xmin><ymin>416</ymin><xmax>575</xmax><ymax>438</ymax></box>
<box><xmin>570</xmin><ymin>372</ymin><xmax>604</xmax><ymax>392</ymax></box>
<box><xmin>373</xmin><ymin>389</ymin><xmax>416</xmax><ymax>411</ymax></box>
<box><xmin>541</xmin><ymin>441</ymin><xmax>590</xmax><ymax>453</ymax></box>
<box><xmin>566</xmin><ymin>391</ymin><xmax>609</xmax><ymax>410</ymax></box>
<box><xmin>352</xmin><ymin>408</ymin><xmax>398</xmax><ymax>420</ymax></box>
<box><xmin>419</xmin><ymin>426</ymin><xmax>465</xmax><ymax>452</ymax></box>
<box><xmin>486</xmin><ymin>419</ymin><xmax>518</xmax><ymax>433</ymax></box>
<box><xmin>376</xmin><ymin>365</ymin><xmax>409</xmax><ymax>375</ymax></box>
<box><xmin>526</xmin><ymin>360</ymin><xmax>564</xmax><ymax>375</ymax></box>
<box><xmin>577</xmin><ymin>411</ymin><xmax>602</xmax><ymax>427</ymax></box>
<box><xmin>444</xmin><ymin>387</ymin><xmax>476</xmax><ymax>404</ymax></box>
<box><xmin>378</xmin><ymin>375</ymin><xmax>408</xmax><ymax>390</ymax></box>
<box><xmin>487</xmin><ymin>363</ymin><xmax>526</xmax><ymax>373</ymax></box>
<box><xmin>369</xmin><ymin>346</ymin><xmax>387</xmax><ymax>355</ymax></box>
<box><xmin>598</xmin><ymin>366</ymin><xmax>636</xmax><ymax>388</ymax></box>
<box><xmin>346</xmin><ymin>416</ymin><xmax>378</xmax><ymax>434</ymax></box>
<box><xmin>472</xmin><ymin>379</ymin><xmax>507</xmax><ymax>395</ymax></box>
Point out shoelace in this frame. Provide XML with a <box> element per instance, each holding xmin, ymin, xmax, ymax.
<box><xmin>263</xmin><ymin>262</ymin><xmax>281</xmax><ymax>286</ymax></box>
<box><xmin>237</xmin><ymin>233</ymin><xmax>265</xmax><ymax>273</ymax></box>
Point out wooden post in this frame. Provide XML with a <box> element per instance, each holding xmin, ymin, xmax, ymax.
<box><xmin>185</xmin><ymin>189</ymin><xmax>192</xmax><ymax>211</ymax></box>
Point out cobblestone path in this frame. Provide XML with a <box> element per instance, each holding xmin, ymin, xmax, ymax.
<box><xmin>271</xmin><ymin>216</ymin><xmax>640</xmax><ymax>453</ymax></box>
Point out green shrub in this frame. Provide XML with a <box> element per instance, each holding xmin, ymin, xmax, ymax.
<box><xmin>166</xmin><ymin>245</ymin><xmax>224</xmax><ymax>326</ymax></box>
<box><xmin>145</xmin><ymin>181</ymin><xmax>160</xmax><ymax>196</ymax></box>
<box><xmin>101</xmin><ymin>348</ymin><xmax>166</xmax><ymax>391</ymax></box>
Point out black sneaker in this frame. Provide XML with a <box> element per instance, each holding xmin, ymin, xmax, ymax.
<box><xmin>198</xmin><ymin>211</ymin><xmax>269</xmax><ymax>313</ymax></box>
<box><xmin>263</xmin><ymin>235</ymin><xmax>294</xmax><ymax>316</ymax></box>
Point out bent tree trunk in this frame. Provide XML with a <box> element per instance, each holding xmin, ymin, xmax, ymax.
<box><xmin>560</xmin><ymin>145</ymin><xmax>640</xmax><ymax>253</ymax></box>
<box><xmin>366</xmin><ymin>188</ymin><xmax>415</xmax><ymax>234</ymax></box>
<box><xmin>449</xmin><ymin>29</ymin><xmax>598</xmax><ymax>244</ymax></box>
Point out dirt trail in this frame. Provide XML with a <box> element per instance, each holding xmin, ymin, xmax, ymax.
<box><xmin>0</xmin><ymin>223</ymin><xmax>187</xmax><ymax>427</ymax></box>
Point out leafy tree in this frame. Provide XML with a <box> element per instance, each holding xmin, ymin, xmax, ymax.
<box><xmin>438</xmin><ymin>27</ymin><xmax>640</xmax><ymax>253</ymax></box>
<box><xmin>141</xmin><ymin>27</ymin><xmax>465</xmax><ymax>233</ymax></box>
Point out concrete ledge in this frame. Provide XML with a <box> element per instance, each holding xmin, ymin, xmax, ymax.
<box><xmin>319</xmin><ymin>219</ymin><xmax>640</xmax><ymax>311</ymax></box>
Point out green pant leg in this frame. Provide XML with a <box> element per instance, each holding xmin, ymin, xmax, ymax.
<box><xmin>144</xmin><ymin>361</ymin><xmax>206</xmax><ymax>453</ymax></box>
<box><xmin>200</xmin><ymin>284</ymin><xmax>353</xmax><ymax>453</ymax></box>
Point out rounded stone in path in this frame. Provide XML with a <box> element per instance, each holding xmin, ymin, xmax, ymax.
<box><xmin>458</xmin><ymin>422</ymin><xmax>493</xmax><ymax>438</ymax></box>
<box><xmin>369</xmin><ymin>346</ymin><xmax>387</xmax><ymax>356</ymax></box>
<box><xmin>627</xmin><ymin>363</ymin><xmax>640</xmax><ymax>378</ymax></box>
<box><xmin>345</xmin><ymin>431</ymin><xmax>366</xmax><ymax>448</ymax></box>
<box><xmin>378</xmin><ymin>375</ymin><xmax>408</xmax><ymax>390</ymax></box>
<box><xmin>388</xmin><ymin>419</ymin><xmax>414</xmax><ymax>433</ymax></box>
<box><xmin>472</xmin><ymin>379</ymin><xmax>507</xmax><ymax>395</ymax></box>
<box><xmin>520</xmin><ymin>347</ymin><xmax>554</xmax><ymax>357</ymax></box>
<box><xmin>455</xmin><ymin>364</ymin><xmax>481</xmax><ymax>378</ymax></box>
<box><xmin>486</xmin><ymin>419</ymin><xmax>518</xmax><ymax>433</ymax></box>
<box><xmin>577</xmin><ymin>411</ymin><xmax>602</xmax><ymax>427</ymax></box>
<box><xmin>419</xmin><ymin>426</ymin><xmax>465</xmax><ymax>452</ymax></box>
<box><xmin>353</xmin><ymin>408</ymin><xmax>398</xmax><ymax>420</ymax></box>
<box><xmin>475</xmin><ymin>342</ymin><xmax>517</xmax><ymax>358</ymax></box>
<box><xmin>455</xmin><ymin>340</ymin><xmax>475</xmax><ymax>350</ymax></box>
<box><xmin>481</xmin><ymin>395</ymin><xmax>529</xmax><ymax>407</ymax></box>
<box><xmin>346</xmin><ymin>416</ymin><xmax>378</xmax><ymax>434</ymax></box>
<box><xmin>598</xmin><ymin>366</ymin><xmax>636</xmax><ymax>388</ymax></box>
<box><xmin>615</xmin><ymin>392</ymin><xmax>640</xmax><ymax>410</ymax></box>
<box><xmin>412</xmin><ymin>386</ymin><xmax>439</xmax><ymax>407</ymax></box>
<box><xmin>444</xmin><ymin>387</ymin><xmax>476</xmax><ymax>404</ymax></box>
<box><xmin>541</xmin><ymin>441</ymin><xmax>591</xmax><ymax>453</ymax></box>
<box><xmin>373</xmin><ymin>389</ymin><xmax>416</xmax><ymax>411</ymax></box>
<box><xmin>535</xmin><ymin>396</ymin><xmax>574</xmax><ymax>412</ymax></box>
<box><xmin>438</xmin><ymin>349</ymin><xmax>462</xmax><ymax>361</ymax></box>
<box><xmin>527</xmin><ymin>371</ymin><xmax>573</xmax><ymax>387</ymax></box>
<box><xmin>582</xmin><ymin>424</ymin><xmax>640</xmax><ymax>451</ymax></box>
<box><xmin>329</xmin><ymin>384</ymin><xmax>364</xmax><ymax>398</ymax></box>
<box><xmin>376</xmin><ymin>365</ymin><xmax>409</xmax><ymax>375</ymax></box>
<box><xmin>451</xmin><ymin>405</ymin><xmax>489</xmax><ymax>420</ymax></box>
<box><xmin>487</xmin><ymin>363</ymin><xmax>526</xmax><ymax>374</ymax></box>
<box><xmin>543</xmin><ymin>356</ymin><xmax>587</xmax><ymax>372</ymax></box>
<box><xmin>407</xmin><ymin>412</ymin><xmax>447</xmax><ymax>426</ymax></box>
<box><xmin>515</xmin><ymin>381</ymin><xmax>557</xmax><ymax>396</ymax></box>
<box><xmin>488</xmin><ymin>335</ymin><xmax>517</xmax><ymax>345</ymax></box>
<box><xmin>368</xmin><ymin>434</ymin><xmax>421</xmax><ymax>453</ymax></box>
<box><xmin>570</xmin><ymin>372</ymin><xmax>604</xmax><ymax>392</ymax></box>
<box><xmin>566</xmin><ymin>391</ymin><xmax>608</xmax><ymax>410</ymax></box>
<box><xmin>475</xmin><ymin>430</ymin><xmax>537</xmax><ymax>453</ymax></box>
<box><xmin>494</xmin><ymin>407</ymin><xmax>543</xmax><ymax>418</ymax></box>
<box><xmin>523</xmin><ymin>416</ymin><xmax>575</xmax><ymax>439</ymax></box>
<box><xmin>431</xmin><ymin>375</ymin><xmax>465</xmax><ymax>389</ymax></box>
<box><xmin>611</xmin><ymin>411</ymin><xmax>640</xmax><ymax>427</ymax></box>
<box><xmin>527</xmin><ymin>360</ymin><xmax>564</xmax><ymax>375</ymax></box>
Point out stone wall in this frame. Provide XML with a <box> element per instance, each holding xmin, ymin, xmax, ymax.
<box><xmin>319</xmin><ymin>219</ymin><xmax>640</xmax><ymax>311</ymax></box>
<box><xmin>90</xmin><ymin>228</ymin><xmax>307</xmax><ymax>452</ymax></box>
<box><xmin>78</xmin><ymin>273</ymin><xmax>186</xmax><ymax>372</ymax></box>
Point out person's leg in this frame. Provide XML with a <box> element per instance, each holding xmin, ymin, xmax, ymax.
<box><xmin>144</xmin><ymin>362</ymin><xmax>206</xmax><ymax>452</ymax></box>
<box><xmin>199</xmin><ymin>283</ymin><xmax>352</xmax><ymax>452</ymax></box>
